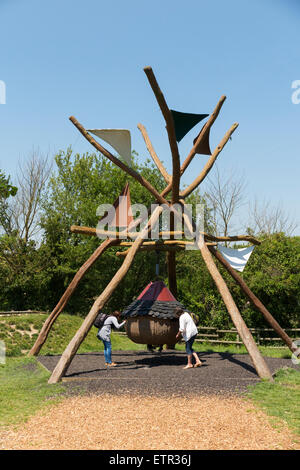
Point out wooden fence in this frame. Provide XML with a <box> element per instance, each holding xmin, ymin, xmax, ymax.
<box><xmin>195</xmin><ymin>326</ymin><xmax>300</xmax><ymax>348</ymax></box>
<box><xmin>0</xmin><ymin>310</ymin><xmax>48</xmax><ymax>316</ymax></box>
<box><xmin>116</xmin><ymin>325</ymin><xmax>300</xmax><ymax>348</ymax></box>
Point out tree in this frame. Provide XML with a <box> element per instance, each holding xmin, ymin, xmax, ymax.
<box><xmin>0</xmin><ymin>152</ymin><xmax>52</xmax><ymax>310</ymax></box>
<box><xmin>247</xmin><ymin>198</ymin><xmax>298</xmax><ymax>237</ymax></box>
<box><xmin>0</xmin><ymin>170</ymin><xmax>17</xmax><ymax>236</ymax></box>
<box><xmin>0</xmin><ymin>170</ymin><xmax>17</xmax><ymax>199</ymax></box>
<box><xmin>10</xmin><ymin>150</ymin><xmax>52</xmax><ymax>243</ymax></box>
<box><xmin>239</xmin><ymin>233</ymin><xmax>300</xmax><ymax>328</ymax></box>
<box><xmin>204</xmin><ymin>166</ymin><xmax>247</xmax><ymax>241</ymax></box>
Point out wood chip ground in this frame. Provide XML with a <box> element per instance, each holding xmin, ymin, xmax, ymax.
<box><xmin>0</xmin><ymin>394</ymin><xmax>299</xmax><ymax>450</ymax></box>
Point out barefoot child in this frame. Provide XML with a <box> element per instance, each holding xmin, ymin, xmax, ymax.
<box><xmin>97</xmin><ymin>311</ymin><xmax>126</xmax><ymax>366</ymax></box>
<box><xmin>174</xmin><ymin>307</ymin><xmax>202</xmax><ymax>369</ymax></box>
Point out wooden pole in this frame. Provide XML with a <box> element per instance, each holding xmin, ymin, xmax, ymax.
<box><xmin>181</xmin><ymin>204</ymin><xmax>273</xmax><ymax>381</ymax></box>
<box><xmin>167</xmin><ymin>251</ymin><xmax>177</xmax><ymax>297</ymax></box>
<box><xmin>143</xmin><ymin>66</ymin><xmax>181</xmax><ymax>203</ymax></box>
<box><xmin>203</xmin><ymin>233</ymin><xmax>261</xmax><ymax>246</ymax></box>
<box><xmin>209</xmin><ymin>246</ymin><xmax>298</xmax><ymax>354</ymax></box>
<box><xmin>167</xmin><ymin>210</ymin><xmax>177</xmax><ymax>297</ymax></box>
<box><xmin>48</xmin><ymin>206</ymin><xmax>163</xmax><ymax>383</ymax></box>
<box><xmin>180</xmin><ymin>123</ymin><xmax>239</xmax><ymax>198</ymax></box>
<box><xmin>137</xmin><ymin>123</ymin><xmax>171</xmax><ymax>184</ymax></box>
<box><xmin>28</xmin><ymin>238</ymin><xmax>119</xmax><ymax>356</ymax></box>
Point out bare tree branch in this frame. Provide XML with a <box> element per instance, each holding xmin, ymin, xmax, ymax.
<box><xmin>4</xmin><ymin>149</ymin><xmax>52</xmax><ymax>243</ymax></box>
<box><xmin>204</xmin><ymin>166</ymin><xmax>247</xmax><ymax>242</ymax></box>
<box><xmin>247</xmin><ymin>198</ymin><xmax>298</xmax><ymax>237</ymax></box>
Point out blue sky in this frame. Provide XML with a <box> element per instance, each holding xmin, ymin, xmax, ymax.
<box><xmin>0</xmin><ymin>0</ymin><xmax>299</xmax><ymax>233</ymax></box>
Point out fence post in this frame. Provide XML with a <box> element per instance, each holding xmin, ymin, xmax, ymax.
<box><xmin>257</xmin><ymin>329</ymin><xmax>261</xmax><ymax>346</ymax></box>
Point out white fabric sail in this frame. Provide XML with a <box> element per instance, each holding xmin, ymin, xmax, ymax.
<box><xmin>88</xmin><ymin>129</ymin><xmax>132</xmax><ymax>166</ymax></box>
<box><xmin>217</xmin><ymin>245</ymin><xmax>255</xmax><ymax>272</ymax></box>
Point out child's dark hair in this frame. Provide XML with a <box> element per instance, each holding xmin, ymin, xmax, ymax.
<box><xmin>174</xmin><ymin>307</ymin><xmax>184</xmax><ymax>316</ymax></box>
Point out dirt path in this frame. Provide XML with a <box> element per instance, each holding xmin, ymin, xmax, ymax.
<box><xmin>39</xmin><ymin>351</ymin><xmax>298</xmax><ymax>395</ymax></box>
<box><xmin>1</xmin><ymin>394</ymin><xmax>298</xmax><ymax>450</ymax></box>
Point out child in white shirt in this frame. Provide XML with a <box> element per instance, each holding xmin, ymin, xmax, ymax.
<box><xmin>175</xmin><ymin>307</ymin><xmax>202</xmax><ymax>369</ymax></box>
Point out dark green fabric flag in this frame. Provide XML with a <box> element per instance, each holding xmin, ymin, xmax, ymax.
<box><xmin>170</xmin><ymin>110</ymin><xmax>209</xmax><ymax>142</ymax></box>
<box><xmin>193</xmin><ymin>124</ymin><xmax>211</xmax><ymax>155</ymax></box>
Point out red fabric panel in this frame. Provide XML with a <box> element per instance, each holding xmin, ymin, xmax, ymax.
<box><xmin>98</xmin><ymin>182</ymin><xmax>134</xmax><ymax>228</ymax></box>
<box><xmin>137</xmin><ymin>281</ymin><xmax>177</xmax><ymax>301</ymax></box>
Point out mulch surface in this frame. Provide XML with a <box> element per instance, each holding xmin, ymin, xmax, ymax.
<box><xmin>2</xmin><ymin>394</ymin><xmax>299</xmax><ymax>450</ymax></box>
<box><xmin>38</xmin><ymin>350</ymin><xmax>298</xmax><ymax>396</ymax></box>
<box><xmin>1</xmin><ymin>351</ymin><xmax>299</xmax><ymax>450</ymax></box>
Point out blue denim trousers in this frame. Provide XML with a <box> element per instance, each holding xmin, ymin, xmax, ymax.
<box><xmin>102</xmin><ymin>339</ymin><xmax>112</xmax><ymax>364</ymax></box>
<box><xmin>185</xmin><ymin>334</ymin><xmax>197</xmax><ymax>355</ymax></box>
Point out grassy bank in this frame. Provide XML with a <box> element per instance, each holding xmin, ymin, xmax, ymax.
<box><xmin>0</xmin><ymin>313</ymin><xmax>293</xmax><ymax>358</ymax></box>
<box><xmin>0</xmin><ymin>313</ymin><xmax>145</xmax><ymax>357</ymax></box>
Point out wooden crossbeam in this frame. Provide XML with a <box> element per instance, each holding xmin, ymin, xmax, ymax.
<box><xmin>118</xmin><ymin>240</ymin><xmax>217</xmax><ymax>247</ymax></box>
<box><xmin>116</xmin><ymin>241</ymin><xmax>217</xmax><ymax>257</ymax></box>
<box><xmin>70</xmin><ymin>224</ymin><xmax>260</xmax><ymax>245</ymax></box>
<box><xmin>116</xmin><ymin>245</ymin><xmax>185</xmax><ymax>257</ymax></box>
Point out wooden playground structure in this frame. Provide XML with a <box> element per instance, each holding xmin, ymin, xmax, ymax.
<box><xmin>28</xmin><ymin>66</ymin><xmax>299</xmax><ymax>383</ymax></box>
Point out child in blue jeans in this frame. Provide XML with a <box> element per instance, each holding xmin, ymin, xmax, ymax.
<box><xmin>97</xmin><ymin>311</ymin><xmax>126</xmax><ymax>366</ymax></box>
<box><xmin>175</xmin><ymin>307</ymin><xmax>202</xmax><ymax>369</ymax></box>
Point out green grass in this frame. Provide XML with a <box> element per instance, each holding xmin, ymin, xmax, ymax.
<box><xmin>247</xmin><ymin>367</ymin><xmax>300</xmax><ymax>438</ymax></box>
<box><xmin>0</xmin><ymin>357</ymin><xmax>66</xmax><ymax>427</ymax></box>
<box><xmin>192</xmin><ymin>341</ymin><xmax>292</xmax><ymax>358</ymax></box>
<box><xmin>0</xmin><ymin>313</ymin><xmax>293</xmax><ymax>359</ymax></box>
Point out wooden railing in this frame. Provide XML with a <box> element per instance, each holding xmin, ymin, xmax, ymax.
<box><xmin>0</xmin><ymin>310</ymin><xmax>48</xmax><ymax>316</ymax></box>
<box><xmin>116</xmin><ymin>325</ymin><xmax>300</xmax><ymax>348</ymax></box>
<box><xmin>195</xmin><ymin>326</ymin><xmax>300</xmax><ymax>348</ymax></box>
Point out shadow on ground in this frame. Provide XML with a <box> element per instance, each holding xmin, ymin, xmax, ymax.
<box><xmin>38</xmin><ymin>350</ymin><xmax>299</xmax><ymax>397</ymax></box>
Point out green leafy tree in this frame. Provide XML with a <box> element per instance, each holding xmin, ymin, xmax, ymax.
<box><xmin>39</xmin><ymin>148</ymin><xmax>168</xmax><ymax>314</ymax></box>
<box><xmin>239</xmin><ymin>233</ymin><xmax>300</xmax><ymax>328</ymax></box>
<box><xmin>0</xmin><ymin>170</ymin><xmax>17</xmax><ymax>199</ymax></box>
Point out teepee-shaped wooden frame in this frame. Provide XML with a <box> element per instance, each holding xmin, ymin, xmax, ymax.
<box><xmin>29</xmin><ymin>66</ymin><xmax>298</xmax><ymax>384</ymax></box>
